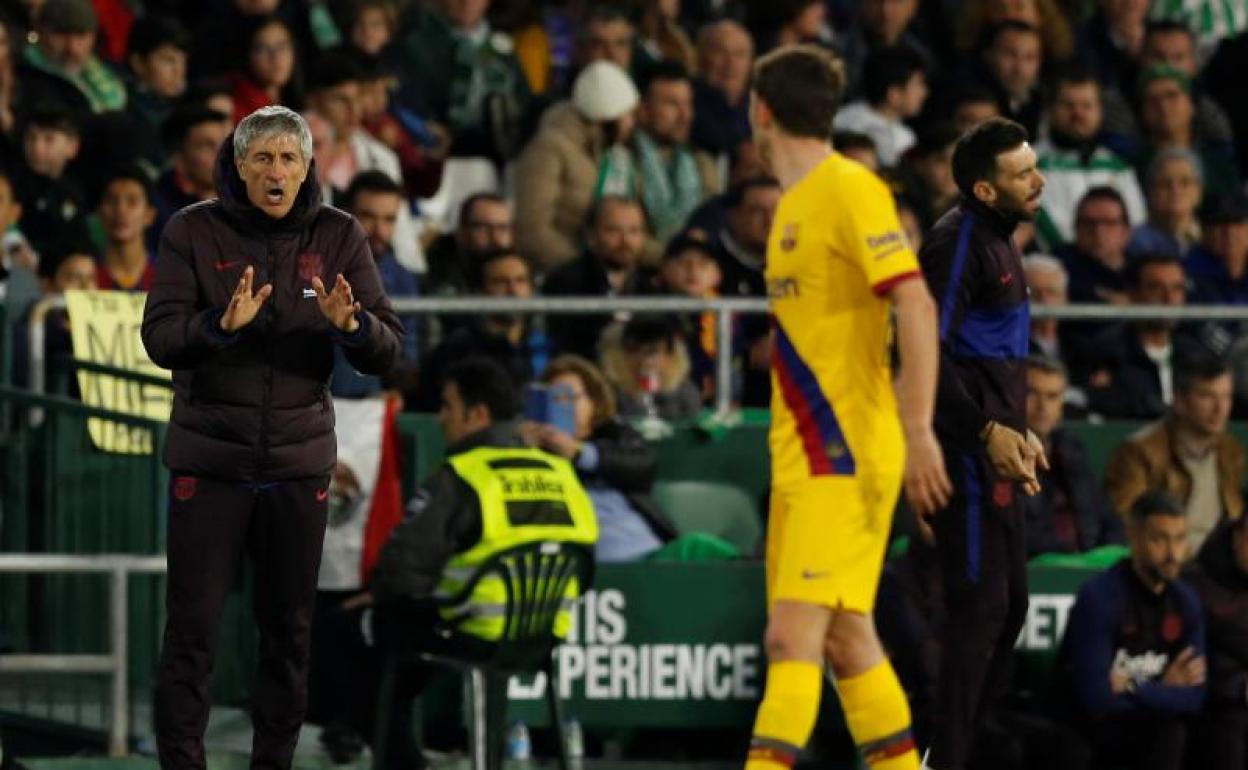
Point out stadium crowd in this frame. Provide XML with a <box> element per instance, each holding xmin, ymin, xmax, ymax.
<box><xmin>4</xmin><ymin>0</ymin><xmax>1248</xmax><ymax>767</ymax></box>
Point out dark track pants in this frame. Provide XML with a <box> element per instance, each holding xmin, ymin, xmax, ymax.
<box><xmin>913</xmin><ymin>451</ymin><xmax>1029</xmax><ymax>770</ymax></box>
<box><xmin>154</xmin><ymin>473</ymin><xmax>330</xmax><ymax>770</ymax></box>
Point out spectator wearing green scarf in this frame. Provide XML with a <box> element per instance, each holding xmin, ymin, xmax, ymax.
<box><xmin>633</xmin><ymin>61</ymin><xmax>721</xmax><ymax>252</ymax></box>
<box><xmin>17</xmin><ymin>0</ymin><xmax>126</xmax><ymax>115</ymax></box>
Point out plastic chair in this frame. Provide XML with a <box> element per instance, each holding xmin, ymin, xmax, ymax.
<box><xmin>376</xmin><ymin>540</ymin><xmax>595</xmax><ymax>770</ymax></box>
<box><xmin>653</xmin><ymin>480</ymin><xmax>762</xmax><ymax>554</ymax></box>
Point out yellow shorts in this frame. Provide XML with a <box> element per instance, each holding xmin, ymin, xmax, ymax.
<box><xmin>765</xmin><ymin>473</ymin><xmax>901</xmax><ymax>612</ymax></box>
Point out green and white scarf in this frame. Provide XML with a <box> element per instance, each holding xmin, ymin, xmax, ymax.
<box><xmin>634</xmin><ymin>130</ymin><xmax>703</xmax><ymax>242</ymax></box>
<box><xmin>23</xmin><ymin>44</ymin><xmax>125</xmax><ymax>113</ymax></box>
<box><xmin>594</xmin><ymin>144</ymin><xmax>637</xmax><ymax>199</ymax></box>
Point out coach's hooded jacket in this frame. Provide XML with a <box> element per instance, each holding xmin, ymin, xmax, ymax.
<box><xmin>141</xmin><ymin>133</ymin><xmax>403</xmax><ymax>481</ymax></box>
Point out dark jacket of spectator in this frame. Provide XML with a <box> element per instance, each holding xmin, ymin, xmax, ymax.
<box><xmin>1187</xmin><ymin>522</ymin><xmax>1248</xmax><ymax>708</ymax></box>
<box><xmin>1185</xmin><ymin>245</ymin><xmax>1248</xmax><ymax>305</ymax></box>
<box><xmin>15</xmin><ymin>165</ymin><xmax>90</xmax><ymax>257</ymax></box>
<box><xmin>412</xmin><ymin>321</ymin><xmax>548</xmax><ymax>412</ymax></box>
<box><xmin>1059</xmin><ymin>559</ymin><xmax>1206</xmax><ymax>717</ymax></box>
<box><xmin>1084</xmin><ymin>324</ymin><xmax>1205</xmax><ymax>419</ymax></box>
<box><xmin>1024</xmin><ymin>428</ymin><xmax>1124</xmax><ymax>557</ymax></box>
<box><xmin>543</xmin><ymin>253</ymin><xmax>656</xmax><ymax>360</ymax></box>
<box><xmin>579</xmin><ymin>419</ymin><xmax>678</xmax><ymax>542</ymax></box>
<box><xmin>690</xmin><ymin>78</ymin><xmax>750</xmax><ymax>159</ymax></box>
<box><xmin>140</xmin><ymin>136</ymin><xmax>403</xmax><ymax>480</ymax></box>
<box><xmin>1105</xmin><ymin>415</ymin><xmax>1246</xmax><ymax>523</ymax></box>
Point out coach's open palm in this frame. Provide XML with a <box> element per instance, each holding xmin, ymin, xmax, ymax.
<box><xmin>219</xmin><ymin>266</ymin><xmax>272</xmax><ymax>333</ymax></box>
<box><xmin>312</xmin><ymin>274</ymin><xmax>362</xmax><ymax>333</ymax></box>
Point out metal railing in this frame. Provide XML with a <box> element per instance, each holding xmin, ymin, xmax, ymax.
<box><xmin>27</xmin><ymin>293</ymin><xmax>1248</xmax><ymax>414</ymax></box>
<box><xmin>0</xmin><ymin>554</ymin><xmax>168</xmax><ymax>757</ymax></box>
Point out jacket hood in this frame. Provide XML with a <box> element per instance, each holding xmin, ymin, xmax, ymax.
<box><xmin>214</xmin><ymin>130</ymin><xmax>324</xmax><ymax>235</ymax></box>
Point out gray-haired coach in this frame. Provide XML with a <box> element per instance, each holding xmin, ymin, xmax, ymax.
<box><xmin>141</xmin><ymin>106</ymin><xmax>402</xmax><ymax>770</ymax></box>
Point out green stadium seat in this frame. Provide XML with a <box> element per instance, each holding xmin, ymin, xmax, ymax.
<box><xmin>652</xmin><ymin>480</ymin><xmax>762</xmax><ymax>555</ymax></box>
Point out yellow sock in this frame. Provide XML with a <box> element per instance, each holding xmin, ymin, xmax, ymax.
<box><xmin>745</xmin><ymin>660</ymin><xmax>822</xmax><ymax>769</ymax></box>
<box><xmin>835</xmin><ymin>660</ymin><xmax>919</xmax><ymax>770</ymax></box>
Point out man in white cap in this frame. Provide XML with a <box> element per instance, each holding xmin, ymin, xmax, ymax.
<box><xmin>514</xmin><ymin>60</ymin><xmax>640</xmax><ymax>271</ymax></box>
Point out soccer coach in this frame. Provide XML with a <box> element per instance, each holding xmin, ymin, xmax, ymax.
<box><xmin>141</xmin><ymin>106</ymin><xmax>402</xmax><ymax>770</ymax></box>
<box><xmin>916</xmin><ymin>117</ymin><xmax>1048</xmax><ymax>770</ymax></box>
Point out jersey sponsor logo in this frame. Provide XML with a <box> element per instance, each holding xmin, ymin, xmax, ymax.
<box><xmin>779</xmin><ymin>223</ymin><xmax>799</xmax><ymax>251</ymax></box>
<box><xmin>297</xmin><ymin>252</ymin><xmax>324</xmax><ymax>282</ymax></box>
<box><xmin>1112</xmin><ymin>648</ymin><xmax>1168</xmax><ymax>681</ymax></box>
<box><xmin>867</xmin><ymin>230</ymin><xmax>907</xmax><ymax>260</ymax></box>
<box><xmin>767</xmin><ymin>277</ymin><xmax>800</xmax><ymax>299</ymax></box>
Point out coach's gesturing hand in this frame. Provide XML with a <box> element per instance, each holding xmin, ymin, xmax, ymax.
<box><xmin>982</xmin><ymin>420</ymin><xmax>1041</xmax><ymax>494</ymax></box>
<box><xmin>313</xmin><ymin>273</ymin><xmax>362</xmax><ymax>333</ymax></box>
<box><xmin>219</xmin><ymin>266</ymin><xmax>272</xmax><ymax>333</ymax></box>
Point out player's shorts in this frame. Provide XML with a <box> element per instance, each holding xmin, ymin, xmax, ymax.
<box><xmin>765</xmin><ymin>472</ymin><xmax>902</xmax><ymax>612</ymax></box>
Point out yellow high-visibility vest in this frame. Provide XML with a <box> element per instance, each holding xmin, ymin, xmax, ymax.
<box><xmin>436</xmin><ymin>446</ymin><xmax>598</xmax><ymax>640</ymax></box>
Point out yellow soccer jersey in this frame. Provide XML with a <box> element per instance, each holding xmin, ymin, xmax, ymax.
<box><xmin>766</xmin><ymin>153</ymin><xmax>921</xmax><ymax>487</ymax></box>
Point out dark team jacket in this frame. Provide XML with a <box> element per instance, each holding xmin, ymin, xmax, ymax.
<box><xmin>1058</xmin><ymin>559</ymin><xmax>1206</xmax><ymax>717</ymax></box>
<box><xmin>1187</xmin><ymin>523</ymin><xmax>1248</xmax><ymax>708</ymax></box>
<box><xmin>141</xmin><ymin>134</ymin><xmax>403</xmax><ymax>481</ymax></box>
<box><xmin>920</xmin><ymin>198</ymin><xmax>1030</xmax><ymax>451</ymax></box>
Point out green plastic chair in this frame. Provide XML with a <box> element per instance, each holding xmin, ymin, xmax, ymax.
<box><xmin>653</xmin><ymin>480</ymin><xmax>762</xmax><ymax>555</ymax></box>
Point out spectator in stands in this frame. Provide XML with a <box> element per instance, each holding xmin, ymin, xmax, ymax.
<box><xmin>333</xmin><ymin>171</ymin><xmax>421</xmax><ymax>399</ymax></box>
<box><xmin>1024</xmin><ymin>355</ymin><xmax>1122</xmax><ymax>556</ymax></box>
<box><xmin>182</xmin><ymin>76</ymin><xmax>237</xmax><ymax>126</ymax></box>
<box><xmin>522</xmin><ymin>354</ymin><xmax>681</xmax><ymax>562</ymax></box>
<box><xmin>511</xmin><ymin>2</ymin><xmax>586</xmax><ymax>96</ymax></box>
<box><xmin>1060</xmin><ymin>186</ymin><xmax>1134</xmax><ymax>306</ymax></box>
<box><xmin>1141</xmin><ymin>20</ymin><xmax>1233</xmax><ymax>145</ymax></box>
<box><xmin>1185</xmin><ymin>192</ymin><xmax>1248</xmax><ymax>305</ymax></box>
<box><xmin>635</xmin><ymin>0</ymin><xmax>697</xmax><ymax>76</ymax></box>
<box><xmin>36</xmin><ymin>237</ymin><xmax>96</xmax><ymax>294</ymax></box>
<box><xmin>1130</xmin><ymin>147</ymin><xmax>1203</xmax><ymax>260</ymax></box>
<box><xmin>1023</xmin><ymin>254</ymin><xmax>1069</xmax><ymax>358</ymax></box>
<box><xmin>833</xmin><ymin>130</ymin><xmax>878</xmax><ymax>171</ymax></box>
<box><xmin>371</xmin><ymin>357</ymin><xmax>596</xmax><ymax>770</ymax></box>
<box><xmin>902</xmin><ymin>123</ymin><xmax>960</xmax><ymax>226</ymax></box>
<box><xmin>1034</xmin><ymin>68</ymin><xmax>1146</xmax><ymax>250</ymax></box>
<box><xmin>124</xmin><ymin>14</ymin><xmax>190</xmax><ymax>174</ymax></box>
<box><xmin>686</xmin><ymin>176</ymin><xmax>778</xmax><ymax>298</ymax></box>
<box><xmin>1059</xmin><ymin>490</ymin><xmax>1205</xmax><ymax>770</ymax></box>
<box><xmin>633</xmin><ymin>62</ymin><xmax>719</xmax><ymax>244</ymax></box>
<box><xmin>544</xmin><ymin>196</ymin><xmax>654</xmax><ymax>360</ymax></box>
<box><xmin>950</xmin><ymin>84</ymin><xmax>1002</xmax><ymax>133</ymax></box>
<box><xmin>16</xmin><ymin>105</ymin><xmax>89</xmax><ymax>258</ymax></box>
<box><xmin>153</xmin><ymin>105</ymin><xmax>230</xmax><ymax>246</ymax></box>
<box><xmin>833</xmin><ymin>45</ymin><xmax>927</xmax><ymax>168</ymax></box>
<box><xmin>96</xmin><ymin>166</ymin><xmax>156</xmax><ymax>292</ymax></box>
<box><xmin>1076</xmin><ymin>0</ymin><xmax>1148</xmax><ymax>99</ymax></box>
<box><xmin>424</xmin><ymin>193</ymin><xmax>514</xmax><ymax>296</ymax></box>
<box><xmin>657</xmin><ymin>234</ymin><xmax>720</xmax><ymax>398</ymax></box>
<box><xmin>345</xmin><ymin>0</ymin><xmax>397</xmax><ymax>58</ymax></box>
<box><xmin>600</xmin><ymin>315</ymin><xmax>701</xmax><ymax>421</ymax></box>
<box><xmin>1135</xmin><ymin>66</ymin><xmax>1240</xmax><ymax>199</ymax></box>
<box><xmin>956</xmin><ymin>0</ymin><xmax>1073</xmax><ymax>65</ymax></box>
<box><xmin>1084</xmin><ymin>253</ymin><xmax>1201</xmax><ymax>418</ymax></box>
<box><xmin>304</xmin><ymin>52</ymin><xmax>423</xmax><ymax>275</ymax></box>
<box><xmin>228</xmin><ymin>15</ymin><xmax>299</xmax><ymax>125</ymax></box>
<box><xmin>413</xmin><ymin>247</ymin><xmax>548</xmax><ymax>412</ymax></box>
<box><xmin>750</xmin><ymin>0</ymin><xmax>829</xmax><ymax>53</ymax></box>
<box><xmin>976</xmin><ymin>21</ymin><xmax>1045</xmax><ymax>138</ymax></box>
<box><xmin>0</xmin><ymin>167</ymin><xmax>32</xmax><ymax>278</ymax></box>
<box><xmin>187</xmin><ymin>0</ymin><xmax>315</xmax><ymax>83</ymax></box>
<box><xmin>575</xmin><ymin>6</ymin><xmax>635</xmax><ymax>74</ymax></box>
<box><xmin>690</xmin><ymin>20</ymin><xmax>753</xmax><ymax>162</ymax></box>
<box><xmin>837</xmin><ymin>0</ymin><xmax>934</xmax><ymax>95</ymax></box>
<box><xmin>1107</xmin><ymin>355</ymin><xmax>1243</xmax><ymax>553</ymax></box>
<box><xmin>514</xmin><ymin>60</ymin><xmax>639</xmax><ymax>271</ymax></box>
<box><xmin>388</xmin><ymin>0</ymin><xmax>529</xmax><ymax>160</ymax></box>
<box><xmin>1186</xmin><ymin>514</ymin><xmax>1248</xmax><ymax>769</ymax></box>
<box><xmin>354</xmin><ymin>54</ymin><xmax>447</xmax><ymax>201</ymax></box>
<box><xmin>17</xmin><ymin>0</ymin><xmax>126</xmax><ymax>114</ymax></box>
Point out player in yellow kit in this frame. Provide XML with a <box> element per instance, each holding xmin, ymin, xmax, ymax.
<box><xmin>745</xmin><ymin>46</ymin><xmax>952</xmax><ymax>770</ymax></box>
